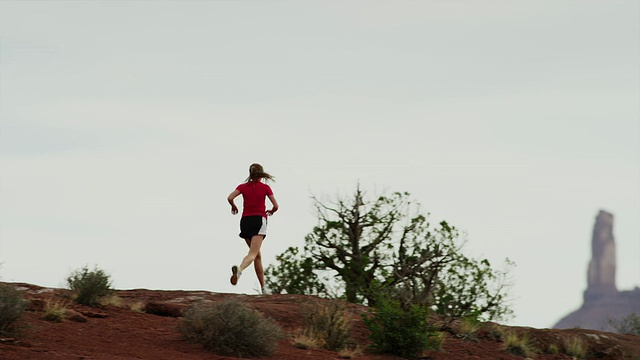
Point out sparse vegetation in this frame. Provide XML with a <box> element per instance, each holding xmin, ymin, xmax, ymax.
<box><xmin>608</xmin><ymin>312</ymin><xmax>640</xmax><ymax>335</ymax></box>
<box><xmin>98</xmin><ymin>294</ymin><xmax>123</xmax><ymax>307</ymax></box>
<box><xmin>178</xmin><ymin>300</ymin><xmax>283</xmax><ymax>357</ymax></box>
<box><xmin>0</xmin><ymin>283</ymin><xmax>28</xmax><ymax>337</ymax></box>
<box><xmin>300</xmin><ymin>299</ymin><xmax>353</xmax><ymax>351</ymax></box>
<box><xmin>456</xmin><ymin>317</ymin><xmax>482</xmax><ymax>341</ymax></box>
<box><xmin>363</xmin><ymin>294</ymin><xmax>441</xmax><ymax>358</ymax></box>
<box><xmin>4</xmin><ymin>280</ymin><xmax>640</xmax><ymax>359</ymax></box>
<box><xmin>337</xmin><ymin>345</ymin><xmax>363</xmax><ymax>359</ymax></box>
<box><xmin>496</xmin><ymin>327</ymin><xmax>537</xmax><ymax>357</ymax></box>
<box><xmin>66</xmin><ymin>265</ymin><xmax>112</xmax><ymax>307</ymax></box>
<box><xmin>43</xmin><ymin>298</ymin><xmax>69</xmax><ymax>322</ymax></box>
<box><xmin>563</xmin><ymin>335</ymin><xmax>588</xmax><ymax>359</ymax></box>
<box><xmin>128</xmin><ymin>300</ymin><xmax>146</xmax><ymax>312</ymax></box>
<box><xmin>292</xmin><ymin>333</ymin><xmax>321</xmax><ymax>349</ymax></box>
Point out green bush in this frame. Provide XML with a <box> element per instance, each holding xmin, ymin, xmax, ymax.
<box><xmin>265</xmin><ymin>246</ymin><xmax>327</xmax><ymax>296</ymax></box>
<box><xmin>363</xmin><ymin>295</ymin><xmax>440</xmax><ymax>358</ymax></box>
<box><xmin>266</xmin><ymin>187</ymin><xmax>513</xmax><ymax>322</ymax></box>
<box><xmin>301</xmin><ymin>299</ymin><xmax>353</xmax><ymax>351</ymax></box>
<box><xmin>178</xmin><ymin>300</ymin><xmax>283</xmax><ymax>357</ymax></box>
<box><xmin>66</xmin><ymin>265</ymin><xmax>112</xmax><ymax>306</ymax></box>
<box><xmin>0</xmin><ymin>283</ymin><xmax>28</xmax><ymax>337</ymax></box>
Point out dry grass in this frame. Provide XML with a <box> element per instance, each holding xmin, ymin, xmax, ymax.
<box><xmin>101</xmin><ymin>295</ymin><xmax>146</xmax><ymax>312</ymax></box>
<box><xmin>128</xmin><ymin>300</ymin><xmax>146</xmax><ymax>312</ymax></box>
<box><xmin>300</xmin><ymin>299</ymin><xmax>353</xmax><ymax>351</ymax></box>
<box><xmin>563</xmin><ymin>335</ymin><xmax>588</xmax><ymax>359</ymax></box>
<box><xmin>43</xmin><ymin>298</ymin><xmax>69</xmax><ymax>322</ymax></box>
<box><xmin>497</xmin><ymin>328</ymin><xmax>537</xmax><ymax>357</ymax></box>
<box><xmin>291</xmin><ymin>333</ymin><xmax>322</xmax><ymax>349</ymax></box>
<box><xmin>337</xmin><ymin>345</ymin><xmax>363</xmax><ymax>359</ymax></box>
<box><xmin>456</xmin><ymin>317</ymin><xmax>482</xmax><ymax>340</ymax></box>
<box><xmin>96</xmin><ymin>294</ymin><xmax>146</xmax><ymax>313</ymax></box>
<box><xmin>98</xmin><ymin>294</ymin><xmax>123</xmax><ymax>307</ymax></box>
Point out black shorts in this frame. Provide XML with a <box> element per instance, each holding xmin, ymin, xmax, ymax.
<box><xmin>239</xmin><ymin>216</ymin><xmax>268</xmax><ymax>239</ymax></box>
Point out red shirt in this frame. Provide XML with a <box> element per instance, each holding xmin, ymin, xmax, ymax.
<box><xmin>236</xmin><ymin>181</ymin><xmax>273</xmax><ymax>217</ymax></box>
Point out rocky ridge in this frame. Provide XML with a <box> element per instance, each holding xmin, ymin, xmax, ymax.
<box><xmin>1</xmin><ymin>282</ymin><xmax>639</xmax><ymax>360</ymax></box>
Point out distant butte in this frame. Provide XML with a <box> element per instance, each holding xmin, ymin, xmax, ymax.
<box><xmin>554</xmin><ymin>210</ymin><xmax>640</xmax><ymax>331</ymax></box>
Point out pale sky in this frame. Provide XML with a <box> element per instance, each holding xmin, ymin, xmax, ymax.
<box><xmin>1</xmin><ymin>1</ymin><xmax>638</xmax><ymax>329</ymax></box>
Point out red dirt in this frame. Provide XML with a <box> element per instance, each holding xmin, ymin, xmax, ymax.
<box><xmin>1</xmin><ymin>282</ymin><xmax>639</xmax><ymax>360</ymax></box>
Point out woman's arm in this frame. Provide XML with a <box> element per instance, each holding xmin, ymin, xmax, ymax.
<box><xmin>227</xmin><ymin>190</ymin><xmax>240</xmax><ymax>215</ymax></box>
<box><xmin>266</xmin><ymin>194</ymin><xmax>279</xmax><ymax>216</ymax></box>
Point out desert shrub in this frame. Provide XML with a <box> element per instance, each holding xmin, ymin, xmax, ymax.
<box><xmin>499</xmin><ymin>329</ymin><xmax>537</xmax><ymax>357</ymax></box>
<box><xmin>563</xmin><ymin>335</ymin><xmax>588</xmax><ymax>358</ymax></box>
<box><xmin>456</xmin><ymin>316</ymin><xmax>482</xmax><ymax>341</ymax></box>
<box><xmin>300</xmin><ymin>299</ymin><xmax>353</xmax><ymax>351</ymax></box>
<box><xmin>608</xmin><ymin>312</ymin><xmax>640</xmax><ymax>335</ymax></box>
<box><xmin>363</xmin><ymin>295</ymin><xmax>441</xmax><ymax>358</ymax></box>
<box><xmin>178</xmin><ymin>300</ymin><xmax>283</xmax><ymax>357</ymax></box>
<box><xmin>0</xmin><ymin>283</ymin><xmax>28</xmax><ymax>337</ymax></box>
<box><xmin>66</xmin><ymin>265</ymin><xmax>112</xmax><ymax>307</ymax></box>
<box><xmin>43</xmin><ymin>298</ymin><xmax>68</xmax><ymax>322</ymax></box>
<box><xmin>486</xmin><ymin>323</ymin><xmax>505</xmax><ymax>341</ymax></box>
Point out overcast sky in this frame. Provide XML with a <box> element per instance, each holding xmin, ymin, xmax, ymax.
<box><xmin>1</xmin><ymin>1</ymin><xmax>638</xmax><ymax>329</ymax></box>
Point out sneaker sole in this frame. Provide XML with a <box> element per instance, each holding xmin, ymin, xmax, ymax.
<box><xmin>230</xmin><ymin>265</ymin><xmax>239</xmax><ymax>285</ymax></box>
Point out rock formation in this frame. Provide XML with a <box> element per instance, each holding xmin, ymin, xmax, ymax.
<box><xmin>554</xmin><ymin>210</ymin><xmax>640</xmax><ymax>331</ymax></box>
<box><xmin>584</xmin><ymin>210</ymin><xmax>617</xmax><ymax>301</ymax></box>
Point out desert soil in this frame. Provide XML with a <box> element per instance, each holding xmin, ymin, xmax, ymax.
<box><xmin>1</xmin><ymin>282</ymin><xmax>639</xmax><ymax>360</ymax></box>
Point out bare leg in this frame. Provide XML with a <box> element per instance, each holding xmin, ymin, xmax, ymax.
<box><xmin>243</xmin><ymin>238</ymin><xmax>265</xmax><ymax>289</ymax></box>
<box><xmin>239</xmin><ymin>235</ymin><xmax>264</xmax><ymax>276</ymax></box>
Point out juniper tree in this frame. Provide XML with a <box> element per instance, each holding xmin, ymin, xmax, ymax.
<box><xmin>266</xmin><ymin>185</ymin><xmax>512</xmax><ymax>321</ymax></box>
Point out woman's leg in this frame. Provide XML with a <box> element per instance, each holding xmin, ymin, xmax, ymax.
<box><xmin>239</xmin><ymin>235</ymin><xmax>264</xmax><ymax>276</ymax></box>
<box><xmin>231</xmin><ymin>237</ymin><xmax>259</xmax><ymax>286</ymax></box>
<box><xmin>244</xmin><ymin>238</ymin><xmax>265</xmax><ymax>290</ymax></box>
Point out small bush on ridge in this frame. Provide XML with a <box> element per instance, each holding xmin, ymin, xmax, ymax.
<box><xmin>456</xmin><ymin>316</ymin><xmax>482</xmax><ymax>341</ymax></box>
<box><xmin>363</xmin><ymin>295</ymin><xmax>441</xmax><ymax>358</ymax></box>
<box><xmin>563</xmin><ymin>335</ymin><xmax>588</xmax><ymax>359</ymax></box>
<box><xmin>292</xmin><ymin>333</ymin><xmax>321</xmax><ymax>349</ymax></box>
<box><xmin>178</xmin><ymin>300</ymin><xmax>283</xmax><ymax>357</ymax></box>
<box><xmin>499</xmin><ymin>329</ymin><xmax>537</xmax><ymax>357</ymax></box>
<box><xmin>300</xmin><ymin>299</ymin><xmax>353</xmax><ymax>351</ymax></box>
<box><xmin>0</xmin><ymin>284</ymin><xmax>28</xmax><ymax>337</ymax></box>
<box><xmin>43</xmin><ymin>298</ymin><xmax>69</xmax><ymax>322</ymax></box>
<box><xmin>547</xmin><ymin>343</ymin><xmax>560</xmax><ymax>354</ymax></box>
<box><xmin>66</xmin><ymin>265</ymin><xmax>112</xmax><ymax>307</ymax></box>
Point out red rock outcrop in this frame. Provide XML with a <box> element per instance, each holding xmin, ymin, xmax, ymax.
<box><xmin>3</xmin><ymin>282</ymin><xmax>640</xmax><ymax>359</ymax></box>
